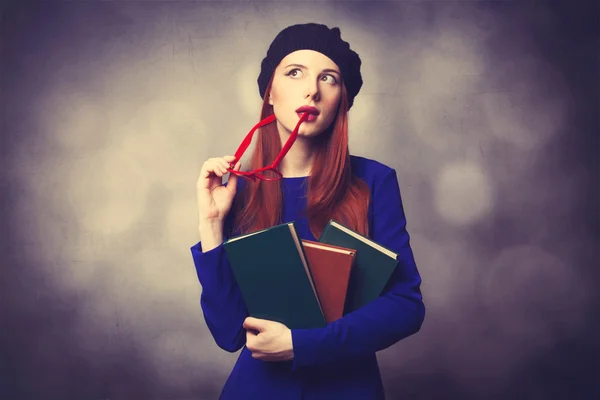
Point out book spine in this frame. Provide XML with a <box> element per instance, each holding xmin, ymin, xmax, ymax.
<box><xmin>319</xmin><ymin>220</ymin><xmax>333</xmax><ymax>241</ymax></box>
<box><xmin>294</xmin><ymin>224</ymin><xmax>323</xmax><ymax>306</ymax></box>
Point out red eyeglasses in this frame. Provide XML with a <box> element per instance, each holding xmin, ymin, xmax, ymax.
<box><xmin>226</xmin><ymin>112</ymin><xmax>310</xmax><ymax>181</ymax></box>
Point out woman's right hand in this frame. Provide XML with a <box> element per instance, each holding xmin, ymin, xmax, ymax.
<box><xmin>196</xmin><ymin>155</ymin><xmax>241</xmax><ymax>224</ymax></box>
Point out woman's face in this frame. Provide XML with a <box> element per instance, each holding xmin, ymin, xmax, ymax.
<box><xmin>268</xmin><ymin>50</ymin><xmax>343</xmax><ymax>138</ymax></box>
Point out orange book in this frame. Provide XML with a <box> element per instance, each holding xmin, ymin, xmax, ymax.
<box><xmin>301</xmin><ymin>240</ymin><xmax>356</xmax><ymax>323</ymax></box>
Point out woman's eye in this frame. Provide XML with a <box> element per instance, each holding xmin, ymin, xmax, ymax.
<box><xmin>286</xmin><ymin>68</ymin><xmax>303</xmax><ymax>78</ymax></box>
<box><xmin>321</xmin><ymin>74</ymin><xmax>337</xmax><ymax>84</ymax></box>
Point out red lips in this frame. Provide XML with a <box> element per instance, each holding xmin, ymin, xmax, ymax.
<box><xmin>295</xmin><ymin>106</ymin><xmax>320</xmax><ymax>115</ymax></box>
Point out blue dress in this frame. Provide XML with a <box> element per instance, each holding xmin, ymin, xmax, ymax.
<box><xmin>190</xmin><ymin>156</ymin><xmax>425</xmax><ymax>399</ymax></box>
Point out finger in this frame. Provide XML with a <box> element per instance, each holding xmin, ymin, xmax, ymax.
<box><xmin>226</xmin><ymin>169</ymin><xmax>238</xmax><ymax>190</ymax></box>
<box><xmin>203</xmin><ymin>159</ymin><xmax>227</xmax><ymax>177</ymax></box>
<box><xmin>222</xmin><ymin>156</ymin><xmax>237</xmax><ymax>169</ymax></box>
<box><xmin>217</xmin><ymin>163</ymin><xmax>228</xmax><ymax>175</ymax></box>
<box><xmin>199</xmin><ymin>167</ymin><xmax>214</xmax><ymax>183</ymax></box>
<box><xmin>243</xmin><ymin>316</ymin><xmax>264</xmax><ymax>331</ymax></box>
<box><xmin>200</xmin><ymin>159</ymin><xmax>219</xmax><ymax>177</ymax></box>
<box><xmin>209</xmin><ymin>166</ymin><xmax>223</xmax><ymax>178</ymax></box>
<box><xmin>226</xmin><ymin>161</ymin><xmax>241</xmax><ymax>189</ymax></box>
<box><xmin>246</xmin><ymin>330</ymin><xmax>258</xmax><ymax>342</ymax></box>
<box><xmin>242</xmin><ymin>317</ymin><xmax>254</xmax><ymax>329</ymax></box>
<box><xmin>206</xmin><ymin>159</ymin><xmax>226</xmax><ymax>175</ymax></box>
<box><xmin>219</xmin><ymin>158</ymin><xmax>232</xmax><ymax>171</ymax></box>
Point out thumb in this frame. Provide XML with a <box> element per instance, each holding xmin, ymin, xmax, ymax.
<box><xmin>243</xmin><ymin>317</ymin><xmax>267</xmax><ymax>332</ymax></box>
<box><xmin>226</xmin><ymin>160</ymin><xmax>241</xmax><ymax>191</ymax></box>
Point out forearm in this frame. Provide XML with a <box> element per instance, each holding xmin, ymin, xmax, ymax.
<box><xmin>198</xmin><ymin>219</ymin><xmax>224</xmax><ymax>253</ymax></box>
<box><xmin>191</xmin><ymin>242</ymin><xmax>249</xmax><ymax>352</ymax></box>
<box><xmin>291</xmin><ymin>273</ymin><xmax>425</xmax><ymax>369</ymax></box>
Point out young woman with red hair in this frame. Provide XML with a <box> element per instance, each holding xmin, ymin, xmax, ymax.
<box><xmin>192</xmin><ymin>23</ymin><xmax>425</xmax><ymax>399</ymax></box>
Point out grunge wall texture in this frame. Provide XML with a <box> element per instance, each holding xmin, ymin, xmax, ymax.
<box><xmin>1</xmin><ymin>1</ymin><xmax>598</xmax><ymax>399</ymax></box>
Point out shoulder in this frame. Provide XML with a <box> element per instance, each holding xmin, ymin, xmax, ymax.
<box><xmin>350</xmin><ymin>155</ymin><xmax>396</xmax><ymax>186</ymax></box>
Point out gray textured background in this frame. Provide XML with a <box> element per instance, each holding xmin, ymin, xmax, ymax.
<box><xmin>1</xmin><ymin>1</ymin><xmax>598</xmax><ymax>399</ymax></box>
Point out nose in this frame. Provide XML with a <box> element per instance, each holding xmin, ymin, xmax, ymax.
<box><xmin>305</xmin><ymin>79</ymin><xmax>320</xmax><ymax>101</ymax></box>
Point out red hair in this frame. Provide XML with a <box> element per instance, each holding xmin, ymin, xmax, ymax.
<box><xmin>233</xmin><ymin>75</ymin><xmax>370</xmax><ymax>239</ymax></box>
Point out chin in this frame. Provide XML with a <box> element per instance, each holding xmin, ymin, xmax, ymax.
<box><xmin>298</xmin><ymin>127</ymin><xmax>325</xmax><ymax>137</ymax></box>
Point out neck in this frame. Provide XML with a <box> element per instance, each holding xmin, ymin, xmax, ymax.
<box><xmin>277</xmin><ymin>130</ymin><xmax>316</xmax><ymax>178</ymax></box>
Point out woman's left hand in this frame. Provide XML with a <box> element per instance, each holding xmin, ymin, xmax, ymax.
<box><xmin>243</xmin><ymin>317</ymin><xmax>294</xmax><ymax>362</ymax></box>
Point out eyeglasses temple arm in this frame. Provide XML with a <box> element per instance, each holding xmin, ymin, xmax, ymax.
<box><xmin>271</xmin><ymin>112</ymin><xmax>308</xmax><ymax>166</ymax></box>
<box><xmin>233</xmin><ymin>114</ymin><xmax>277</xmax><ymax>162</ymax></box>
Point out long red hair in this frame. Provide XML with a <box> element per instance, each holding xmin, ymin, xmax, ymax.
<box><xmin>233</xmin><ymin>75</ymin><xmax>370</xmax><ymax>239</ymax></box>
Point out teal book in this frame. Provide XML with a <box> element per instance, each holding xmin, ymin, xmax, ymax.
<box><xmin>319</xmin><ymin>219</ymin><xmax>399</xmax><ymax>314</ymax></box>
<box><xmin>223</xmin><ymin>222</ymin><xmax>326</xmax><ymax>330</ymax></box>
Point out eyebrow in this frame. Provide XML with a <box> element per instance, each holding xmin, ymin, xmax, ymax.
<box><xmin>284</xmin><ymin>63</ymin><xmax>341</xmax><ymax>75</ymax></box>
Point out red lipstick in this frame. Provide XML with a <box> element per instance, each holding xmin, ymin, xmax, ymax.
<box><xmin>296</xmin><ymin>106</ymin><xmax>319</xmax><ymax>122</ymax></box>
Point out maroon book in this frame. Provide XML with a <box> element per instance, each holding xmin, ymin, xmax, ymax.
<box><xmin>302</xmin><ymin>240</ymin><xmax>356</xmax><ymax>323</ymax></box>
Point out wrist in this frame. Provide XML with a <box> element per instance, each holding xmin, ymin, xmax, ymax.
<box><xmin>198</xmin><ymin>219</ymin><xmax>224</xmax><ymax>252</ymax></box>
<box><xmin>198</xmin><ymin>218</ymin><xmax>224</xmax><ymax>232</ymax></box>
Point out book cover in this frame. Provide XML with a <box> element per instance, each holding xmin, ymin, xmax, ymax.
<box><xmin>319</xmin><ymin>220</ymin><xmax>399</xmax><ymax>313</ymax></box>
<box><xmin>223</xmin><ymin>222</ymin><xmax>326</xmax><ymax>330</ymax></box>
<box><xmin>301</xmin><ymin>240</ymin><xmax>356</xmax><ymax>323</ymax></box>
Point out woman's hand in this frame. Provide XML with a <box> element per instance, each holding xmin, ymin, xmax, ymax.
<box><xmin>243</xmin><ymin>317</ymin><xmax>294</xmax><ymax>362</ymax></box>
<box><xmin>196</xmin><ymin>155</ymin><xmax>241</xmax><ymax>223</ymax></box>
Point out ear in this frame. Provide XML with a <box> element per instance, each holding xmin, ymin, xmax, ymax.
<box><xmin>268</xmin><ymin>93</ymin><xmax>273</xmax><ymax>105</ymax></box>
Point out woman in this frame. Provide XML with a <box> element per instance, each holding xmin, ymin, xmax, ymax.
<box><xmin>191</xmin><ymin>23</ymin><xmax>425</xmax><ymax>399</ymax></box>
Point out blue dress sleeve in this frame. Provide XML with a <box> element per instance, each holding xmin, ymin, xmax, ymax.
<box><xmin>190</xmin><ymin>242</ymin><xmax>249</xmax><ymax>352</ymax></box>
<box><xmin>290</xmin><ymin>168</ymin><xmax>425</xmax><ymax>369</ymax></box>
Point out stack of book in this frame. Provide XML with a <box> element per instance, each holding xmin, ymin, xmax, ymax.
<box><xmin>222</xmin><ymin>220</ymin><xmax>399</xmax><ymax>329</ymax></box>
